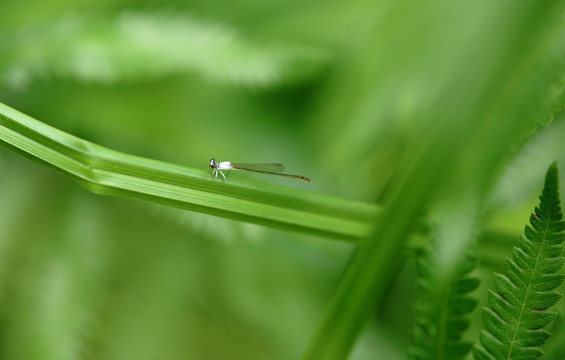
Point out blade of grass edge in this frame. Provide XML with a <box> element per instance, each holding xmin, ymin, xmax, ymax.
<box><xmin>0</xmin><ymin>101</ymin><xmax>377</xmax><ymax>241</ymax></box>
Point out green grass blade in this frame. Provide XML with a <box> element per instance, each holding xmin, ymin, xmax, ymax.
<box><xmin>0</xmin><ymin>101</ymin><xmax>377</xmax><ymax>240</ymax></box>
<box><xmin>473</xmin><ymin>162</ymin><xmax>565</xmax><ymax>360</ymax></box>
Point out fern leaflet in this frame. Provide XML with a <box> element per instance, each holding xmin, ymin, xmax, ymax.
<box><xmin>410</xmin><ymin>245</ymin><xmax>479</xmax><ymax>360</ymax></box>
<box><xmin>473</xmin><ymin>162</ymin><xmax>565</xmax><ymax>360</ymax></box>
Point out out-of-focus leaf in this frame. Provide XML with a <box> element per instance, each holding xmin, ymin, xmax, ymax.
<box><xmin>410</xmin><ymin>247</ymin><xmax>479</xmax><ymax>360</ymax></box>
<box><xmin>302</xmin><ymin>1</ymin><xmax>565</xmax><ymax>359</ymax></box>
<box><xmin>0</xmin><ymin>12</ymin><xmax>330</xmax><ymax>88</ymax></box>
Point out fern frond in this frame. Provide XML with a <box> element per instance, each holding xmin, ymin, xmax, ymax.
<box><xmin>473</xmin><ymin>162</ymin><xmax>565</xmax><ymax>360</ymax></box>
<box><xmin>410</xmin><ymin>245</ymin><xmax>479</xmax><ymax>360</ymax></box>
<box><xmin>542</xmin><ymin>310</ymin><xmax>565</xmax><ymax>360</ymax></box>
<box><xmin>0</xmin><ymin>12</ymin><xmax>329</xmax><ymax>89</ymax></box>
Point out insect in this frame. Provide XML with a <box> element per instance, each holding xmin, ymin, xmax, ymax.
<box><xmin>209</xmin><ymin>158</ymin><xmax>312</xmax><ymax>183</ymax></box>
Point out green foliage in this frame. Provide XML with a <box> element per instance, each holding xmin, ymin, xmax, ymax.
<box><xmin>2</xmin><ymin>1</ymin><xmax>565</xmax><ymax>359</ymax></box>
<box><xmin>0</xmin><ymin>101</ymin><xmax>375</xmax><ymax>241</ymax></box>
<box><xmin>410</xmin><ymin>247</ymin><xmax>479</xmax><ymax>360</ymax></box>
<box><xmin>0</xmin><ymin>12</ymin><xmax>329</xmax><ymax>88</ymax></box>
<box><xmin>473</xmin><ymin>162</ymin><xmax>565</xmax><ymax>360</ymax></box>
<box><xmin>301</xmin><ymin>1</ymin><xmax>565</xmax><ymax>358</ymax></box>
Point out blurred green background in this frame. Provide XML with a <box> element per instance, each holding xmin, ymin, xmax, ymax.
<box><xmin>2</xmin><ymin>0</ymin><xmax>565</xmax><ymax>359</ymax></box>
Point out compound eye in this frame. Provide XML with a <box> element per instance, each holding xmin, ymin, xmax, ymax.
<box><xmin>210</xmin><ymin>158</ymin><xmax>216</xmax><ymax>167</ymax></box>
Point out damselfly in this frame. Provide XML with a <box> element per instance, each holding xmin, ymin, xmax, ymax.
<box><xmin>209</xmin><ymin>158</ymin><xmax>312</xmax><ymax>183</ymax></box>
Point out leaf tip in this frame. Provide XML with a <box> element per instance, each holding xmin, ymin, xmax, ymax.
<box><xmin>549</xmin><ymin>160</ymin><xmax>558</xmax><ymax>171</ymax></box>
